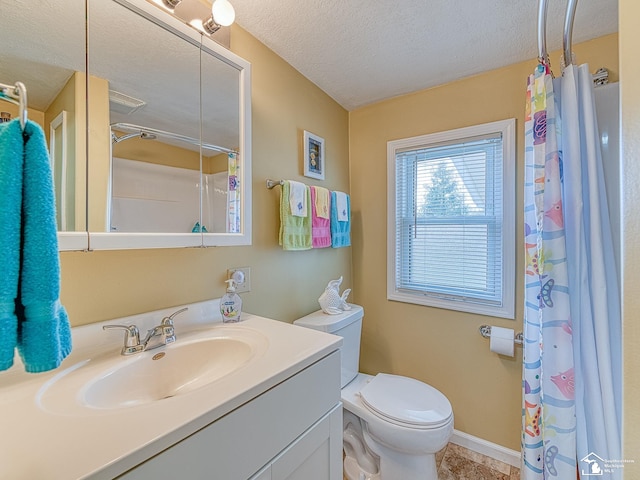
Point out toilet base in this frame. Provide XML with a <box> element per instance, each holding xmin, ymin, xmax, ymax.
<box><xmin>343</xmin><ymin>405</ymin><xmax>443</xmax><ymax>480</ymax></box>
<box><xmin>364</xmin><ymin>426</ymin><xmax>438</xmax><ymax>479</ymax></box>
<box><xmin>344</xmin><ymin>455</ymin><xmax>381</xmax><ymax>480</ymax></box>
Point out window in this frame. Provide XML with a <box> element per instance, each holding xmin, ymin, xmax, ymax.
<box><xmin>387</xmin><ymin>119</ymin><xmax>515</xmax><ymax>318</ymax></box>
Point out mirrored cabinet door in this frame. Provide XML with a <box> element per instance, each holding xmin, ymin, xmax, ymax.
<box><xmin>200</xmin><ymin>38</ymin><xmax>252</xmax><ymax>246</ymax></box>
<box><xmin>85</xmin><ymin>0</ymin><xmax>252</xmax><ymax>250</ymax></box>
<box><xmin>200</xmin><ymin>41</ymin><xmax>241</xmax><ymax>235</ymax></box>
<box><xmin>87</xmin><ymin>0</ymin><xmax>203</xmax><ymax>248</ymax></box>
<box><xmin>0</xmin><ymin>1</ymin><xmax>88</xmax><ymax>250</ymax></box>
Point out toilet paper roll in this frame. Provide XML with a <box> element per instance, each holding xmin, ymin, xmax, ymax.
<box><xmin>489</xmin><ymin>326</ymin><xmax>515</xmax><ymax>357</ymax></box>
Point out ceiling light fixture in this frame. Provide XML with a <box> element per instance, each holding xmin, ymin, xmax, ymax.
<box><xmin>151</xmin><ymin>0</ymin><xmax>235</xmax><ymax>36</ymax></box>
<box><xmin>151</xmin><ymin>0</ymin><xmax>182</xmax><ymax>13</ymax></box>
<box><xmin>202</xmin><ymin>0</ymin><xmax>236</xmax><ymax>34</ymax></box>
<box><xmin>162</xmin><ymin>0</ymin><xmax>182</xmax><ymax>9</ymax></box>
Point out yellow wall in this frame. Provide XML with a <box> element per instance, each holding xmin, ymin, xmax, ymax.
<box><xmin>59</xmin><ymin>25</ymin><xmax>351</xmax><ymax>326</ymax></box>
<box><xmin>87</xmin><ymin>75</ymin><xmax>113</xmax><ymax>232</ymax></box>
<box><xmin>73</xmin><ymin>72</ymin><xmax>88</xmax><ymax>233</ymax></box>
<box><xmin>205</xmin><ymin>152</ymin><xmax>229</xmax><ymax>174</ymax></box>
<box><xmin>0</xmin><ymin>104</ymin><xmax>45</xmax><ymax>127</ymax></box>
<box><xmin>112</xmin><ymin>132</ymin><xmax>201</xmax><ymax>171</ymax></box>
<box><xmin>349</xmin><ymin>34</ymin><xmax>618</xmax><ymax>451</ymax></box>
<box><xmin>46</xmin><ymin>73</ymin><xmax>79</xmax><ymax>231</ymax></box>
<box><xmin>620</xmin><ymin>0</ymin><xmax>640</xmax><ymax>474</ymax></box>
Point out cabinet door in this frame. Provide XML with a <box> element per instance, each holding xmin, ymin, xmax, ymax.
<box><xmin>271</xmin><ymin>404</ymin><xmax>342</xmax><ymax>480</ymax></box>
<box><xmin>249</xmin><ymin>464</ymin><xmax>271</xmax><ymax>480</ymax></box>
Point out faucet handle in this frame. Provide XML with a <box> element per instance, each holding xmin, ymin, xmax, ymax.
<box><xmin>157</xmin><ymin>307</ymin><xmax>187</xmax><ymax>345</ymax></box>
<box><xmin>162</xmin><ymin>307</ymin><xmax>188</xmax><ymax>325</ymax></box>
<box><xmin>103</xmin><ymin>324</ymin><xmax>144</xmax><ymax>355</ymax></box>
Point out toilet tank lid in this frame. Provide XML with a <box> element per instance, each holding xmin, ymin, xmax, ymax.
<box><xmin>293</xmin><ymin>304</ymin><xmax>364</xmax><ymax>333</ymax></box>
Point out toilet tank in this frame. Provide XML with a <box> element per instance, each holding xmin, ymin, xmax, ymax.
<box><xmin>294</xmin><ymin>305</ymin><xmax>364</xmax><ymax>388</ymax></box>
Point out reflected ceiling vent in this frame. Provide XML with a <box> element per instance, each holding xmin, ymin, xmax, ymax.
<box><xmin>109</xmin><ymin>90</ymin><xmax>146</xmax><ymax>115</ymax></box>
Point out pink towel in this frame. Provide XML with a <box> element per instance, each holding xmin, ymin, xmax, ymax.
<box><xmin>310</xmin><ymin>186</ymin><xmax>331</xmax><ymax>248</ymax></box>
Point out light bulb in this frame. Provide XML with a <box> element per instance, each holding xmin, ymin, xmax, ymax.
<box><xmin>212</xmin><ymin>0</ymin><xmax>235</xmax><ymax>27</ymax></box>
<box><xmin>189</xmin><ymin>18</ymin><xmax>205</xmax><ymax>32</ymax></box>
<box><xmin>152</xmin><ymin>0</ymin><xmax>181</xmax><ymax>12</ymax></box>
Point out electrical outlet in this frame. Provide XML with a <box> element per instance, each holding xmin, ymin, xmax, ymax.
<box><xmin>227</xmin><ymin>267</ymin><xmax>251</xmax><ymax>293</ymax></box>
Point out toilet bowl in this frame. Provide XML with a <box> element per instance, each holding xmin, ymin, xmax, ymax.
<box><xmin>294</xmin><ymin>305</ymin><xmax>454</xmax><ymax>479</ymax></box>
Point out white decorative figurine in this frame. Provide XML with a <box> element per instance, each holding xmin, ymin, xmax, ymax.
<box><xmin>318</xmin><ymin>276</ymin><xmax>352</xmax><ymax>315</ymax></box>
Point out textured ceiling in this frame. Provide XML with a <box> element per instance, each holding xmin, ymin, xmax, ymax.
<box><xmin>230</xmin><ymin>0</ymin><xmax>618</xmax><ymax>110</ymax></box>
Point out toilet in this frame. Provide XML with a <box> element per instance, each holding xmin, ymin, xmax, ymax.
<box><xmin>294</xmin><ymin>305</ymin><xmax>453</xmax><ymax>480</ymax></box>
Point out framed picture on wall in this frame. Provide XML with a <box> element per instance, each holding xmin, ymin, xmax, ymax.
<box><xmin>303</xmin><ymin>130</ymin><xmax>325</xmax><ymax>180</ymax></box>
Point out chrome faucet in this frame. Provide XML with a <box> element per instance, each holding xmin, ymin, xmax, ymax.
<box><xmin>102</xmin><ymin>324</ymin><xmax>144</xmax><ymax>355</ymax></box>
<box><xmin>141</xmin><ymin>307</ymin><xmax>188</xmax><ymax>351</ymax></box>
<box><xmin>103</xmin><ymin>307</ymin><xmax>188</xmax><ymax>355</ymax></box>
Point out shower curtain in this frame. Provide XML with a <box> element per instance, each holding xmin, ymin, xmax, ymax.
<box><xmin>523</xmin><ymin>63</ymin><xmax>621</xmax><ymax>479</ymax></box>
<box><xmin>523</xmin><ymin>64</ymin><xmax>576</xmax><ymax>478</ymax></box>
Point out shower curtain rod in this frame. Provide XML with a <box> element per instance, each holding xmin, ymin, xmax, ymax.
<box><xmin>0</xmin><ymin>81</ymin><xmax>28</xmax><ymax>129</ymax></box>
<box><xmin>563</xmin><ymin>0</ymin><xmax>578</xmax><ymax>67</ymax></box>
<box><xmin>537</xmin><ymin>0</ymin><xmax>550</xmax><ymax>65</ymax></box>
<box><xmin>537</xmin><ymin>0</ymin><xmax>579</xmax><ymax>68</ymax></box>
<box><xmin>110</xmin><ymin>122</ymin><xmax>236</xmax><ymax>154</ymax></box>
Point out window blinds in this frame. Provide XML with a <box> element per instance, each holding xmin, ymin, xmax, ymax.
<box><xmin>394</xmin><ymin>133</ymin><xmax>504</xmax><ymax>306</ymax></box>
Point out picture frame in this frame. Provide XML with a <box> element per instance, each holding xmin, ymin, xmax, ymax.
<box><xmin>303</xmin><ymin>130</ymin><xmax>325</xmax><ymax>180</ymax></box>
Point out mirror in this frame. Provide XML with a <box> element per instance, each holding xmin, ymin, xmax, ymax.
<box><xmin>0</xmin><ymin>1</ymin><xmax>89</xmax><ymax>250</ymax></box>
<box><xmin>1</xmin><ymin>0</ymin><xmax>251</xmax><ymax>251</ymax></box>
<box><xmin>200</xmin><ymin>36</ymin><xmax>252</xmax><ymax>246</ymax></box>
<box><xmin>88</xmin><ymin>0</ymin><xmax>251</xmax><ymax>249</ymax></box>
<box><xmin>87</xmin><ymin>0</ymin><xmax>202</xmax><ymax>236</ymax></box>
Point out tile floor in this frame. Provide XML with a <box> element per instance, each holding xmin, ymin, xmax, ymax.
<box><xmin>344</xmin><ymin>442</ymin><xmax>521</xmax><ymax>479</ymax></box>
<box><xmin>436</xmin><ymin>443</ymin><xmax>520</xmax><ymax>479</ymax></box>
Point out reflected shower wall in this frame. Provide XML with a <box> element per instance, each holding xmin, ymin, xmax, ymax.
<box><xmin>203</xmin><ymin>172</ymin><xmax>228</xmax><ymax>233</ymax></box>
<box><xmin>109</xmin><ymin>159</ymin><xmax>230</xmax><ymax>234</ymax></box>
<box><xmin>109</xmin><ymin>158</ymin><xmax>201</xmax><ymax>233</ymax></box>
<box><xmin>594</xmin><ymin>82</ymin><xmax>620</xmax><ymax>284</ymax></box>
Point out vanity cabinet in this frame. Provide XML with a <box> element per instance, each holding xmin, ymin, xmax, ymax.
<box><xmin>249</xmin><ymin>406</ymin><xmax>341</xmax><ymax>480</ymax></box>
<box><xmin>115</xmin><ymin>350</ymin><xmax>342</xmax><ymax>480</ymax></box>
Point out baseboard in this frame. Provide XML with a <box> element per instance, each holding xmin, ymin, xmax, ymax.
<box><xmin>450</xmin><ymin>430</ymin><xmax>521</xmax><ymax>468</ymax></box>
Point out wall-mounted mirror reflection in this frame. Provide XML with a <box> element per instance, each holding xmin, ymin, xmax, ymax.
<box><xmin>109</xmin><ymin>123</ymin><xmax>237</xmax><ymax>233</ymax></box>
<box><xmin>88</xmin><ymin>0</ymin><xmax>201</xmax><ymax>234</ymax></box>
<box><xmin>0</xmin><ymin>2</ymin><xmax>87</xmax><ymax>234</ymax></box>
<box><xmin>201</xmin><ymin>41</ymin><xmax>241</xmax><ymax>234</ymax></box>
<box><xmin>88</xmin><ymin>0</ymin><xmax>244</xmax><ymax>237</ymax></box>
<box><xmin>3</xmin><ymin>0</ymin><xmax>251</xmax><ymax>249</ymax></box>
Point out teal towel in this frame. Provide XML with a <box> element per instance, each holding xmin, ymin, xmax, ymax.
<box><xmin>279</xmin><ymin>181</ymin><xmax>312</xmax><ymax>250</ymax></box>
<box><xmin>0</xmin><ymin>119</ymin><xmax>72</xmax><ymax>373</ymax></box>
<box><xmin>0</xmin><ymin>120</ymin><xmax>22</xmax><ymax>370</ymax></box>
<box><xmin>330</xmin><ymin>191</ymin><xmax>351</xmax><ymax>248</ymax></box>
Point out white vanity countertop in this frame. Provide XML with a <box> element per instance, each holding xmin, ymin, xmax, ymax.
<box><xmin>0</xmin><ymin>300</ymin><xmax>342</xmax><ymax>480</ymax></box>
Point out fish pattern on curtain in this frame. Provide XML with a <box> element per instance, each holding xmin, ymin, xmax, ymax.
<box><xmin>522</xmin><ymin>64</ymin><xmax>576</xmax><ymax>478</ymax></box>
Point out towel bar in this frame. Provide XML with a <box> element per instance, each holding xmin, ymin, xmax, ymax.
<box><xmin>266</xmin><ymin>179</ymin><xmax>284</xmax><ymax>189</ymax></box>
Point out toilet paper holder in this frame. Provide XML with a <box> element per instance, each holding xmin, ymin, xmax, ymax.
<box><xmin>479</xmin><ymin>325</ymin><xmax>523</xmax><ymax>345</ymax></box>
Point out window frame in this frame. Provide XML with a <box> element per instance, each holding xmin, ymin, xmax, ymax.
<box><xmin>386</xmin><ymin>119</ymin><xmax>516</xmax><ymax>319</ymax></box>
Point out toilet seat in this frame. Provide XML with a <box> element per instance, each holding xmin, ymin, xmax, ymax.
<box><xmin>358</xmin><ymin>374</ymin><xmax>453</xmax><ymax>429</ymax></box>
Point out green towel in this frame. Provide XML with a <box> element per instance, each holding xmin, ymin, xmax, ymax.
<box><xmin>279</xmin><ymin>181</ymin><xmax>312</xmax><ymax>250</ymax></box>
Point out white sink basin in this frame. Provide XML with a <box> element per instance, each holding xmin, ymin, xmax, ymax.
<box><xmin>83</xmin><ymin>337</ymin><xmax>254</xmax><ymax>408</ymax></box>
<box><xmin>37</xmin><ymin>326</ymin><xmax>269</xmax><ymax>413</ymax></box>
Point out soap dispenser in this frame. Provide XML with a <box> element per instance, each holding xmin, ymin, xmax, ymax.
<box><xmin>220</xmin><ymin>279</ymin><xmax>242</xmax><ymax>323</ymax></box>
